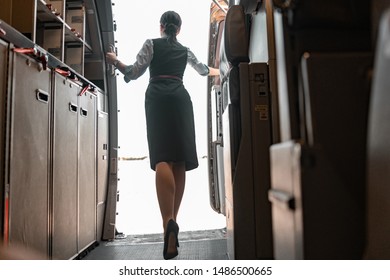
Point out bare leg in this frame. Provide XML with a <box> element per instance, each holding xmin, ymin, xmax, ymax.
<box><xmin>155</xmin><ymin>162</ymin><xmax>175</xmax><ymax>231</ymax></box>
<box><xmin>172</xmin><ymin>162</ymin><xmax>186</xmax><ymax>221</ymax></box>
<box><xmin>155</xmin><ymin>161</ymin><xmax>179</xmax><ymax>256</ymax></box>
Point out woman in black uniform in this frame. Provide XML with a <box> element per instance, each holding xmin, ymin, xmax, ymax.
<box><xmin>106</xmin><ymin>11</ymin><xmax>219</xmax><ymax>259</ymax></box>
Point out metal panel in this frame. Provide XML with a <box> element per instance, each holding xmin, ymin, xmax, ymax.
<box><xmin>270</xmin><ymin>52</ymin><xmax>371</xmax><ymax>260</ymax></box>
<box><xmin>273</xmin><ymin>1</ymin><xmax>371</xmax><ymax>143</ymax></box>
<box><xmin>78</xmin><ymin>90</ymin><xmax>96</xmax><ymax>251</ymax></box>
<box><xmin>8</xmin><ymin>51</ymin><xmax>51</xmax><ymax>258</ymax></box>
<box><xmin>223</xmin><ymin>105</ymin><xmax>234</xmax><ymax>259</ymax></box>
<box><xmin>0</xmin><ymin>39</ymin><xmax>8</xmax><ymax>237</ymax></box>
<box><xmin>52</xmin><ymin>73</ymin><xmax>78</xmax><ymax>260</ymax></box>
<box><xmin>225</xmin><ymin>63</ymin><xmax>273</xmax><ymax>260</ymax></box>
<box><xmin>245</xmin><ymin>63</ymin><xmax>273</xmax><ymax>259</ymax></box>
<box><xmin>96</xmin><ymin>110</ymin><xmax>108</xmax><ymax>241</ymax></box>
<box><xmin>269</xmin><ymin>141</ymin><xmax>303</xmax><ymax>260</ymax></box>
<box><xmin>270</xmin><ymin>141</ymin><xmax>365</xmax><ymax>259</ymax></box>
<box><xmin>100</xmin><ymin>17</ymin><xmax>119</xmax><ymax>242</ymax></box>
<box><xmin>209</xmin><ymin>85</ymin><xmax>225</xmax><ymax>214</ymax></box>
<box><xmin>366</xmin><ymin>9</ymin><xmax>390</xmax><ymax>259</ymax></box>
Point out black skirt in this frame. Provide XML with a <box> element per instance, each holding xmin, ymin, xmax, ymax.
<box><xmin>145</xmin><ymin>78</ymin><xmax>198</xmax><ymax>171</ymax></box>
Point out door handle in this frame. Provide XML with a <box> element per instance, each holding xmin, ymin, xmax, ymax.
<box><xmin>268</xmin><ymin>189</ymin><xmax>296</xmax><ymax>210</ymax></box>
<box><xmin>80</xmin><ymin>107</ymin><xmax>88</xmax><ymax>117</ymax></box>
<box><xmin>69</xmin><ymin>102</ymin><xmax>78</xmax><ymax>113</ymax></box>
<box><xmin>36</xmin><ymin>89</ymin><xmax>49</xmax><ymax>103</ymax></box>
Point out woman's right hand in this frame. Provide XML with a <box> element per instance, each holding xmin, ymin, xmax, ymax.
<box><xmin>208</xmin><ymin>67</ymin><xmax>220</xmax><ymax>76</ymax></box>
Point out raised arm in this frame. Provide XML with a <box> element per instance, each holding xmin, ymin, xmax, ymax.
<box><xmin>106</xmin><ymin>39</ymin><xmax>154</xmax><ymax>83</ymax></box>
<box><xmin>187</xmin><ymin>48</ymin><xmax>219</xmax><ymax>77</ymax></box>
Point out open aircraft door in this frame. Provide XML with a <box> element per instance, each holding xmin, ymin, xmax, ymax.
<box><xmin>207</xmin><ymin>1</ymin><xmax>227</xmax><ymax>215</ymax></box>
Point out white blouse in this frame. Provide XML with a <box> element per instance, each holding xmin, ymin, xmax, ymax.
<box><xmin>123</xmin><ymin>39</ymin><xmax>209</xmax><ymax>83</ymax></box>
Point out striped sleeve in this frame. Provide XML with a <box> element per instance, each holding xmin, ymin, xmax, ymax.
<box><xmin>123</xmin><ymin>39</ymin><xmax>154</xmax><ymax>83</ymax></box>
<box><xmin>187</xmin><ymin>48</ymin><xmax>209</xmax><ymax>76</ymax></box>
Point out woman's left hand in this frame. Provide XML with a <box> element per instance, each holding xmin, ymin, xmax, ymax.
<box><xmin>106</xmin><ymin>52</ymin><xmax>118</xmax><ymax>65</ymax></box>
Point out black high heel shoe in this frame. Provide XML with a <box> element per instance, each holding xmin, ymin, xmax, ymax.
<box><xmin>163</xmin><ymin>219</ymin><xmax>179</xmax><ymax>260</ymax></box>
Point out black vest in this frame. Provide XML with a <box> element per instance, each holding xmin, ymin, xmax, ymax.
<box><xmin>149</xmin><ymin>38</ymin><xmax>187</xmax><ymax>79</ymax></box>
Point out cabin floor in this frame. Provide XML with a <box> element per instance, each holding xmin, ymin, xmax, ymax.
<box><xmin>82</xmin><ymin>159</ymin><xmax>228</xmax><ymax>260</ymax></box>
<box><xmin>81</xmin><ymin>228</ymin><xmax>228</xmax><ymax>260</ymax></box>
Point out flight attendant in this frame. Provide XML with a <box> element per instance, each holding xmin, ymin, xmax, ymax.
<box><xmin>106</xmin><ymin>10</ymin><xmax>219</xmax><ymax>260</ymax></box>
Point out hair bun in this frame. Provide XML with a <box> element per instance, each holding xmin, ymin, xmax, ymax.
<box><xmin>160</xmin><ymin>11</ymin><xmax>182</xmax><ymax>43</ymax></box>
<box><xmin>165</xmin><ymin>23</ymin><xmax>178</xmax><ymax>29</ymax></box>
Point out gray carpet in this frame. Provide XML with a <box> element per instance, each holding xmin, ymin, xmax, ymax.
<box><xmin>82</xmin><ymin>228</ymin><xmax>228</xmax><ymax>260</ymax></box>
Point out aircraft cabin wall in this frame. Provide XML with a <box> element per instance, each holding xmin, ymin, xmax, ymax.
<box><xmin>0</xmin><ymin>39</ymin><xmax>9</xmax><ymax>255</ymax></box>
<box><xmin>207</xmin><ymin>0</ymin><xmax>390</xmax><ymax>260</ymax></box>
<box><xmin>0</xmin><ymin>0</ymin><xmax>117</xmax><ymax>259</ymax></box>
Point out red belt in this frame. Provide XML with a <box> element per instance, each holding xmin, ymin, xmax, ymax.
<box><xmin>150</xmin><ymin>75</ymin><xmax>182</xmax><ymax>82</ymax></box>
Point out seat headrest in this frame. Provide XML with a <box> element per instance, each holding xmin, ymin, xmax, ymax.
<box><xmin>224</xmin><ymin>5</ymin><xmax>250</xmax><ymax>66</ymax></box>
<box><xmin>240</xmin><ymin>0</ymin><xmax>262</xmax><ymax>14</ymax></box>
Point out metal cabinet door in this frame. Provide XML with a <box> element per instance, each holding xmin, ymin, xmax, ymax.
<box><xmin>269</xmin><ymin>141</ymin><xmax>303</xmax><ymax>260</ymax></box>
<box><xmin>0</xmin><ymin>39</ymin><xmax>8</xmax><ymax>234</ymax></box>
<box><xmin>78</xmin><ymin>91</ymin><xmax>97</xmax><ymax>251</ymax></box>
<box><xmin>96</xmin><ymin>110</ymin><xmax>108</xmax><ymax>241</ymax></box>
<box><xmin>52</xmin><ymin>73</ymin><xmax>79</xmax><ymax>259</ymax></box>
<box><xmin>8</xmin><ymin>51</ymin><xmax>51</xmax><ymax>258</ymax></box>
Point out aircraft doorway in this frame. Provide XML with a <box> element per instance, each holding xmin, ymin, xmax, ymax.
<box><xmin>112</xmin><ymin>0</ymin><xmax>226</xmax><ymax>238</ymax></box>
<box><xmin>115</xmin><ymin>157</ymin><xmax>226</xmax><ymax>235</ymax></box>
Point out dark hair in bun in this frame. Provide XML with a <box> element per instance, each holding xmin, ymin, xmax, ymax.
<box><xmin>160</xmin><ymin>11</ymin><xmax>182</xmax><ymax>44</ymax></box>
